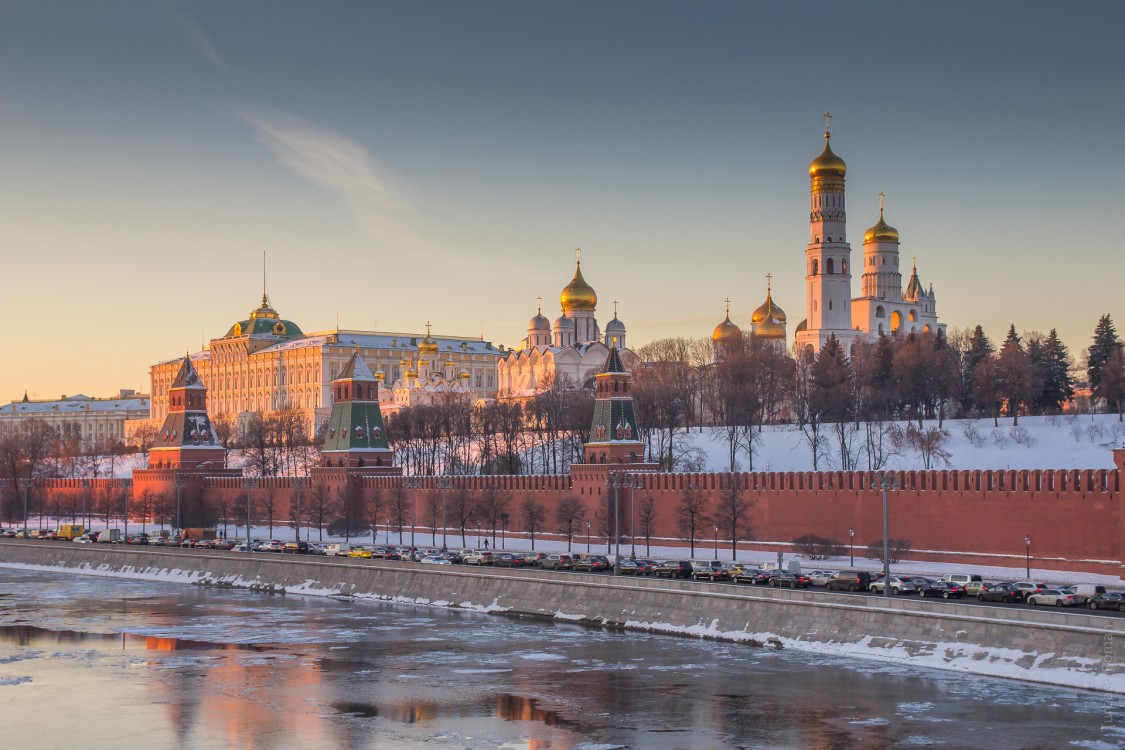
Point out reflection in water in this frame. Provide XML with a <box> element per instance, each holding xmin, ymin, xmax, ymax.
<box><xmin>0</xmin><ymin>568</ymin><xmax>1121</xmax><ymax>750</ymax></box>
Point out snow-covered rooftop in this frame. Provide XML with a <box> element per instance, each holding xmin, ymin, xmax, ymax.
<box><xmin>0</xmin><ymin>394</ymin><xmax>150</xmax><ymax>415</ymax></box>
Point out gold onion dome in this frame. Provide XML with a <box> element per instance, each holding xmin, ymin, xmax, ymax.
<box><xmin>560</xmin><ymin>260</ymin><xmax>597</xmax><ymax>312</ymax></box>
<box><xmin>751</xmin><ymin>286</ymin><xmax>787</xmax><ymax>340</ymax></box>
<box><xmin>419</xmin><ymin>337</ymin><xmax>439</xmax><ymax>354</ymax></box>
<box><xmin>809</xmin><ymin>135</ymin><xmax>847</xmax><ymax>178</ymax></box>
<box><xmin>864</xmin><ymin>211</ymin><xmax>900</xmax><ymax>244</ymax></box>
<box><xmin>712</xmin><ymin>312</ymin><xmax>742</xmax><ymax>345</ymax></box>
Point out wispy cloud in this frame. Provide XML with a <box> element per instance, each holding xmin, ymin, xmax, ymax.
<box><xmin>235</xmin><ymin>105</ymin><xmax>418</xmax><ymax>247</ymax></box>
<box><xmin>167</xmin><ymin>6</ymin><xmax>224</xmax><ymax>68</ymax></box>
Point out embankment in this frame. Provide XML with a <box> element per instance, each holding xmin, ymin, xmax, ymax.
<box><xmin>1</xmin><ymin>542</ymin><xmax>1121</xmax><ymax>693</ymax></box>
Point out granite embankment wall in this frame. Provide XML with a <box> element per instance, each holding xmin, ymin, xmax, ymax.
<box><xmin>2</xmin><ymin>542</ymin><xmax>1122</xmax><ymax>692</ymax></box>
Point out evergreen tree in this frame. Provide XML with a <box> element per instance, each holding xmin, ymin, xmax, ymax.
<box><xmin>1030</xmin><ymin>329</ymin><xmax>1074</xmax><ymax>413</ymax></box>
<box><xmin>962</xmin><ymin>325</ymin><xmax>994</xmax><ymax>415</ymax></box>
<box><xmin>1088</xmin><ymin>314</ymin><xmax>1120</xmax><ymax>395</ymax></box>
<box><xmin>995</xmin><ymin>326</ymin><xmax>1034</xmax><ymax>425</ymax></box>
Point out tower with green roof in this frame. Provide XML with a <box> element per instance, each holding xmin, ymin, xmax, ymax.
<box><xmin>320</xmin><ymin>348</ymin><xmax>398</xmax><ymax>472</ymax></box>
<box><xmin>584</xmin><ymin>346</ymin><xmax>651</xmax><ymax>466</ymax></box>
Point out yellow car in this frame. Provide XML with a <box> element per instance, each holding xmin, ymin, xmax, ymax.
<box><xmin>348</xmin><ymin>547</ymin><xmax>373</xmax><ymax>559</ymax></box>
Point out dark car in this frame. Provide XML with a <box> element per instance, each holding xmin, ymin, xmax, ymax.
<box><xmin>282</xmin><ymin>541</ymin><xmax>311</xmax><ymax>554</ymax></box>
<box><xmin>508</xmin><ymin>552</ymin><xmax>528</xmax><ymax>567</ymax></box>
<box><xmin>769</xmin><ymin>571</ymin><xmax>811</xmax><ymax>588</ymax></box>
<box><xmin>825</xmin><ymin>570</ymin><xmax>873</xmax><ymax>592</ymax></box>
<box><xmin>977</xmin><ymin>583</ymin><xmax>1022</xmax><ymax>603</ymax></box>
<box><xmin>442</xmin><ymin>551</ymin><xmax>464</xmax><ymax>564</ymax></box>
<box><xmin>691</xmin><ymin>561</ymin><xmax>731</xmax><ymax>582</ymax></box>
<box><xmin>917</xmin><ymin>580</ymin><xmax>966</xmax><ymax>599</ymax></box>
<box><xmin>576</xmin><ymin>555</ymin><xmax>610</xmax><ymax>572</ymax></box>
<box><xmin>493</xmin><ymin>553</ymin><xmax>517</xmax><ymax>567</ymax></box>
<box><xmin>730</xmin><ymin>567</ymin><xmax>766</xmax><ymax>585</ymax></box>
<box><xmin>1088</xmin><ymin>592</ymin><xmax>1125</xmax><ymax>612</ymax></box>
<box><xmin>654</xmin><ymin>560</ymin><xmax>693</xmax><ymax>579</ymax></box>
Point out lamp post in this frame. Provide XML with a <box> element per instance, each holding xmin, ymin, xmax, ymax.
<box><xmin>586</xmin><ymin>521</ymin><xmax>591</xmax><ymax>553</ymax></box>
<box><xmin>849</xmin><ymin>527</ymin><xmax>855</xmax><ymax>567</ymax></box>
<box><xmin>20</xmin><ymin>478</ymin><xmax>31</xmax><ymax>536</ymax></box>
<box><xmin>500</xmin><ymin>513</ymin><xmax>509</xmax><ymax>550</ymax></box>
<box><xmin>1024</xmin><ymin>535</ymin><xmax>1031</xmax><ymax>579</ymax></box>
<box><xmin>879</xmin><ymin>474</ymin><xmax>897</xmax><ymax>598</ymax></box>
<box><xmin>408</xmin><ymin>476</ymin><xmax>417</xmax><ymax>554</ymax></box>
<box><xmin>173</xmin><ymin>476</ymin><xmax>184</xmax><ymax>536</ymax></box>
<box><xmin>605</xmin><ymin>474</ymin><xmax>622</xmax><ymax>575</ymax></box>
<box><xmin>293</xmin><ymin>477</ymin><xmax>305</xmax><ymax>543</ymax></box>
<box><xmin>243</xmin><ymin>476</ymin><xmax>253</xmax><ymax>549</ymax></box>
<box><xmin>628</xmin><ymin>474</ymin><xmax>639</xmax><ymax>559</ymax></box>
<box><xmin>437</xmin><ymin>477</ymin><xmax>451</xmax><ymax>552</ymax></box>
<box><xmin>123</xmin><ymin>479</ymin><xmax>130</xmax><ymax>540</ymax></box>
<box><xmin>82</xmin><ymin>478</ymin><xmax>91</xmax><ymax>530</ymax></box>
<box><xmin>713</xmin><ymin>525</ymin><xmax>719</xmax><ymax>561</ymax></box>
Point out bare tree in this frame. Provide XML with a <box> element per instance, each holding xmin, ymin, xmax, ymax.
<box><xmin>712</xmin><ymin>475</ymin><xmax>752</xmax><ymax>560</ymax></box>
<box><xmin>305</xmin><ymin>480</ymin><xmax>332</xmax><ymax>541</ymax></box>
<box><xmin>449</xmin><ymin>487</ymin><xmax>476</xmax><ymax>547</ymax></box>
<box><xmin>520</xmin><ymin>496</ymin><xmax>546</xmax><ymax>550</ymax></box>
<box><xmin>554</xmin><ymin>496</ymin><xmax>586</xmax><ymax>552</ymax></box>
<box><xmin>636</xmin><ymin>495</ymin><xmax>658</xmax><ymax>556</ymax></box>
<box><xmin>675</xmin><ymin>484</ymin><xmax>710</xmax><ymax>558</ymax></box>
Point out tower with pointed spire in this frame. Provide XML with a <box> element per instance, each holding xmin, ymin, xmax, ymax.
<box><xmin>148</xmin><ymin>356</ymin><xmax>225</xmax><ymax>469</ymax></box>
<box><xmin>320</xmin><ymin>348</ymin><xmax>399</xmax><ymax>473</ymax></box>
<box><xmin>794</xmin><ymin>117</ymin><xmax>944</xmax><ymax>351</ymax></box>
<box><xmin>583</xmin><ymin>346</ymin><xmax>653</xmax><ymax>466</ymax></box>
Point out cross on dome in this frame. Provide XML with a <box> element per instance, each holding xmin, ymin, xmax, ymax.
<box><xmin>823</xmin><ymin>111</ymin><xmax>832</xmax><ymax>138</ymax></box>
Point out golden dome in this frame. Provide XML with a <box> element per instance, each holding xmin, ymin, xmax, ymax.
<box><xmin>458</xmin><ymin>369</ymin><xmax>471</xmax><ymax>379</ymax></box>
<box><xmin>560</xmin><ymin>259</ymin><xmax>597</xmax><ymax>312</ymax></box>
<box><xmin>864</xmin><ymin>212</ymin><xmax>900</xmax><ymax>244</ymax></box>
<box><xmin>711</xmin><ymin>300</ymin><xmax>742</xmax><ymax>345</ymax></box>
<box><xmin>419</xmin><ymin>337</ymin><xmax>439</xmax><ymax>354</ymax></box>
<box><xmin>809</xmin><ymin>135</ymin><xmax>846</xmax><ymax>178</ymax></box>
<box><xmin>751</xmin><ymin>284</ymin><xmax>787</xmax><ymax>340</ymax></box>
<box><xmin>405</xmin><ymin>367</ymin><xmax>418</xmax><ymax>379</ymax></box>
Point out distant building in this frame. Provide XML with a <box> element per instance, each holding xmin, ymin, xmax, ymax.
<box><xmin>145</xmin><ymin>294</ymin><xmax>502</xmax><ymax>437</ymax></box>
<box><xmin>498</xmin><ymin>255</ymin><xmax>637</xmax><ymax>399</ymax></box>
<box><xmin>0</xmin><ymin>390</ymin><xmax>150</xmax><ymax>451</ymax></box>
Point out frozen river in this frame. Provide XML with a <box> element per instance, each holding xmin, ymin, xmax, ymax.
<box><xmin>0</xmin><ymin>567</ymin><xmax>1121</xmax><ymax>750</ymax></box>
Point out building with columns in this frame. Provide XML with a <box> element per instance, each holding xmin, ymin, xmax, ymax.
<box><xmin>144</xmin><ymin>294</ymin><xmax>502</xmax><ymax>437</ymax></box>
<box><xmin>795</xmin><ymin>118</ymin><xmax>944</xmax><ymax>354</ymax></box>
<box><xmin>498</xmin><ymin>255</ymin><xmax>636</xmax><ymax>400</ymax></box>
<box><xmin>0</xmin><ymin>390</ymin><xmax>150</xmax><ymax>452</ymax></box>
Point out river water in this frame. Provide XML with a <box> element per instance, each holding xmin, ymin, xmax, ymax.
<box><xmin>0</xmin><ymin>568</ymin><xmax>1120</xmax><ymax>750</ymax></box>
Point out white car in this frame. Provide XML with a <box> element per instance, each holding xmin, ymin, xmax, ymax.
<box><xmin>869</xmin><ymin>576</ymin><xmax>917</xmax><ymax>595</ymax></box>
<box><xmin>1027</xmin><ymin>589</ymin><xmax>1080</xmax><ymax>607</ymax></box>
<box><xmin>419</xmin><ymin>555</ymin><xmax>452</xmax><ymax>565</ymax></box>
<box><xmin>72</xmin><ymin>536</ymin><xmax>95</xmax><ymax>544</ymax></box>
<box><xmin>257</xmin><ymin>540</ymin><xmax>284</xmax><ymax>552</ymax></box>
<box><xmin>807</xmin><ymin>570</ymin><xmax>836</xmax><ymax>587</ymax></box>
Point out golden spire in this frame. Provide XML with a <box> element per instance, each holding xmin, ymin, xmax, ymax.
<box><xmin>560</xmin><ymin>250</ymin><xmax>597</xmax><ymax>312</ymax></box>
<box><xmin>809</xmin><ymin>114</ymin><xmax>846</xmax><ymax>178</ymax></box>
<box><xmin>864</xmin><ymin>193</ymin><xmax>900</xmax><ymax>244</ymax></box>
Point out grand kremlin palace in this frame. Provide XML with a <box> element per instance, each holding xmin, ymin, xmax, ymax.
<box><xmin>142</xmin><ymin>295</ymin><xmax>502</xmax><ymax>437</ymax></box>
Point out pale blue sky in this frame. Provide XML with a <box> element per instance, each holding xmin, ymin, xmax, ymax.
<box><xmin>1</xmin><ymin>1</ymin><xmax>1122</xmax><ymax>398</ymax></box>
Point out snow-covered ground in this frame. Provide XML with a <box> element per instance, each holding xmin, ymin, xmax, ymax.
<box><xmin>681</xmin><ymin>413</ymin><xmax>1125</xmax><ymax>473</ymax></box>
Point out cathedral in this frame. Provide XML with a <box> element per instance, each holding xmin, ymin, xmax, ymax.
<box><xmin>497</xmin><ymin>253</ymin><xmax>635</xmax><ymax>400</ymax></box>
<box><xmin>794</xmin><ymin>117</ymin><xmax>944</xmax><ymax>353</ymax></box>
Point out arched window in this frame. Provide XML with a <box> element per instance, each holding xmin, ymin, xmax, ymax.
<box><xmin>841</xmin><ymin>259</ymin><xmax>847</xmax><ymax>273</ymax></box>
<box><xmin>826</xmin><ymin>258</ymin><xmax>835</xmax><ymax>274</ymax></box>
<box><xmin>811</xmin><ymin>259</ymin><xmax>819</xmax><ymax>275</ymax></box>
<box><xmin>891</xmin><ymin>310</ymin><xmax>903</xmax><ymax>331</ymax></box>
<box><xmin>875</xmin><ymin>305</ymin><xmax>885</xmax><ymax>319</ymax></box>
<box><xmin>908</xmin><ymin>309</ymin><xmax>918</xmax><ymax>322</ymax></box>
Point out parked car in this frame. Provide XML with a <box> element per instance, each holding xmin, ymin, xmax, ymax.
<box><xmin>575</xmin><ymin>555</ymin><xmax>611</xmax><ymax>572</ymax></box>
<box><xmin>977</xmin><ymin>583</ymin><xmax>1022</xmax><ymax>603</ymax></box>
<box><xmin>493</xmin><ymin>553</ymin><xmax>517</xmax><ymax>567</ymax></box>
<box><xmin>807</xmin><ymin>570</ymin><xmax>837</xmax><ymax>587</ymax></box>
<box><xmin>916</xmin><ymin>580</ymin><xmax>966</xmax><ymax>599</ymax></box>
<box><xmin>1026</xmin><ymin>589</ymin><xmax>1080</xmax><ymax>607</ymax></box>
<box><xmin>539</xmin><ymin>553</ymin><xmax>574</xmax><ymax>570</ymax></box>
<box><xmin>282</xmin><ymin>541</ymin><xmax>311</xmax><ymax>554</ymax></box>
<box><xmin>1061</xmin><ymin>584</ymin><xmax>1108</xmax><ymax>605</ymax></box>
<box><xmin>963</xmin><ymin>580</ymin><xmax>991</xmax><ymax>597</ymax></box>
<box><xmin>730</xmin><ymin>566</ymin><xmax>766</xmax><ymax>585</ymax></box>
<box><xmin>769</xmin><ymin>571</ymin><xmax>811</xmax><ymax>588</ymax></box>
<box><xmin>348</xmin><ymin>546</ymin><xmax>373</xmax><ymax>559</ymax></box>
<box><xmin>324</xmin><ymin>543</ymin><xmax>355</xmax><ymax>557</ymax></box>
<box><xmin>691</xmin><ymin>561</ymin><xmax>731</xmax><ymax>582</ymax></box>
<box><xmin>463</xmin><ymin>550</ymin><xmax>495</xmax><ymax>566</ymax></box>
<box><xmin>230</xmin><ymin>541</ymin><xmax>253</xmax><ymax>552</ymax></box>
<box><xmin>619</xmin><ymin>559</ymin><xmax>641</xmax><ymax>575</ymax></box>
<box><xmin>825</xmin><ymin>570</ymin><xmax>873</xmax><ymax>592</ymax></box>
<box><xmin>940</xmin><ymin>573</ymin><xmax>984</xmax><ymax>588</ymax></box>
<box><xmin>1010</xmin><ymin>581</ymin><xmax>1049</xmax><ymax>601</ymax></box>
<box><xmin>1088</xmin><ymin>592</ymin><xmax>1125</xmax><ymax>612</ymax></box>
<box><xmin>654</xmin><ymin>560</ymin><xmax>693</xmax><ymax>579</ymax></box>
<box><xmin>869</xmin><ymin>576</ymin><xmax>917</xmax><ymax>595</ymax></box>
<box><xmin>442</xmin><ymin>551</ymin><xmax>464</xmax><ymax>564</ymax></box>
<box><xmin>307</xmin><ymin>543</ymin><xmax>328</xmax><ymax>556</ymax></box>
<box><xmin>257</xmin><ymin>540</ymin><xmax>284</xmax><ymax>552</ymax></box>
<box><xmin>72</xmin><ymin>535</ymin><xmax>95</xmax><ymax>544</ymax></box>
<box><xmin>419</xmin><ymin>555</ymin><xmax>452</xmax><ymax>565</ymax></box>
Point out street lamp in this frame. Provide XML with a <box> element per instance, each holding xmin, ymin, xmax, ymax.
<box><xmin>437</xmin><ymin>477</ymin><xmax>451</xmax><ymax>552</ymax></box>
<box><xmin>293</xmin><ymin>477</ymin><xmax>305</xmax><ymax>543</ymax></box>
<box><xmin>243</xmin><ymin>476</ymin><xmax>253</xmax><ymax>549</ymax></box>
<box><xmin>879</xmin><ymin>474</ymin><xmax>897</xmax><ymax>598</ymax></box>
<box><xmin>1024</xmin><ymin>535</ymin><xmax>1031</xmax><ymax>579</ymax></box>
<box><xmin>605</xmin><ymin>474</ymin><xmax>623</xmax><ymax>575</ymax></box>
<box><xmin>627</xmin><ymin>474</ymin><xmax>639</xmax><ymax>559</ymax></box>
<box><xmin>82</xmin><ymin>478</ymin><xmax>91</xmax><ymax>529</ymax></box>
<box><xmin>173</xmin><ymin>476</ymin><xmax>184</xmax><ymax>536</ymax></box>
<box><xmin>713</xmin><ymin>525</ymin><xmax>719</xmax><ymax>561</ymax></box>
<box><xmin>123</xmin><ymin>479</ymin><xmax>131</xmax><ymax>540</ymax></box>
<box><xmin>586</xmin><ymin>521</ymin><xmax>591</xmax><ymax>553</ymax></box>
<box><xmin>849</xmin><ymin>527</ymin><xmax>855</xmax><ymax>567</ymax></box>
<box><xmin>407</xmin><ymin>476</ymin><xmax>418</xmax><ymax>553</ymax></box>
<box><xmin>500</xmin><ymin>513</ymin><xmax>509</xmax><ymax>550</ymax></box>
<box><xmin>19</xmin><ymin>478</ymin><xmax>31</xmax><ymax>536</ymax></box>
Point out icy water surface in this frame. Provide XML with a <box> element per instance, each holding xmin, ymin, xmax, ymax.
<box><xmin>0</xmin><ymin>568</ymin><xmax>1121</xmax><ymax>750</ymax></box>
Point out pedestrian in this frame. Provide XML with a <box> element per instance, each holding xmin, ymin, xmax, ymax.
<box><xmin>484</xmin><ymin>539</ymin><xmax>489</xmax><ymax>550</ymax></box>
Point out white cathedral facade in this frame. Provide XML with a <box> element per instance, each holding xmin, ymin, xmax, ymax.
<box><xmin>497</xmin><ymin>255</ymin><xmax>634</xmax><ymax>400</ymax></box>
<box><xmin>795</xmin><ymin>121</ymin><xmax>944</xmax><ymax>354</ymax></box>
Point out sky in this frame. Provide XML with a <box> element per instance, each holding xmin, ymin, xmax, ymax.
<box><xmin>1</xmin><ymin>1</ymin><xmax>1122</xmax><ymax>401</ymax></box>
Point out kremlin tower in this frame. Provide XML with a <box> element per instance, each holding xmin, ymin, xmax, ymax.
<box><xmin>148</xmin><ymin>356</ymin><xmax>225</xmax><ymax>470</ymax></box>
<box><xmin>320</xmin><ymin>348</ymin><xmax>400</xmax><ymax>473</ymax></box>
